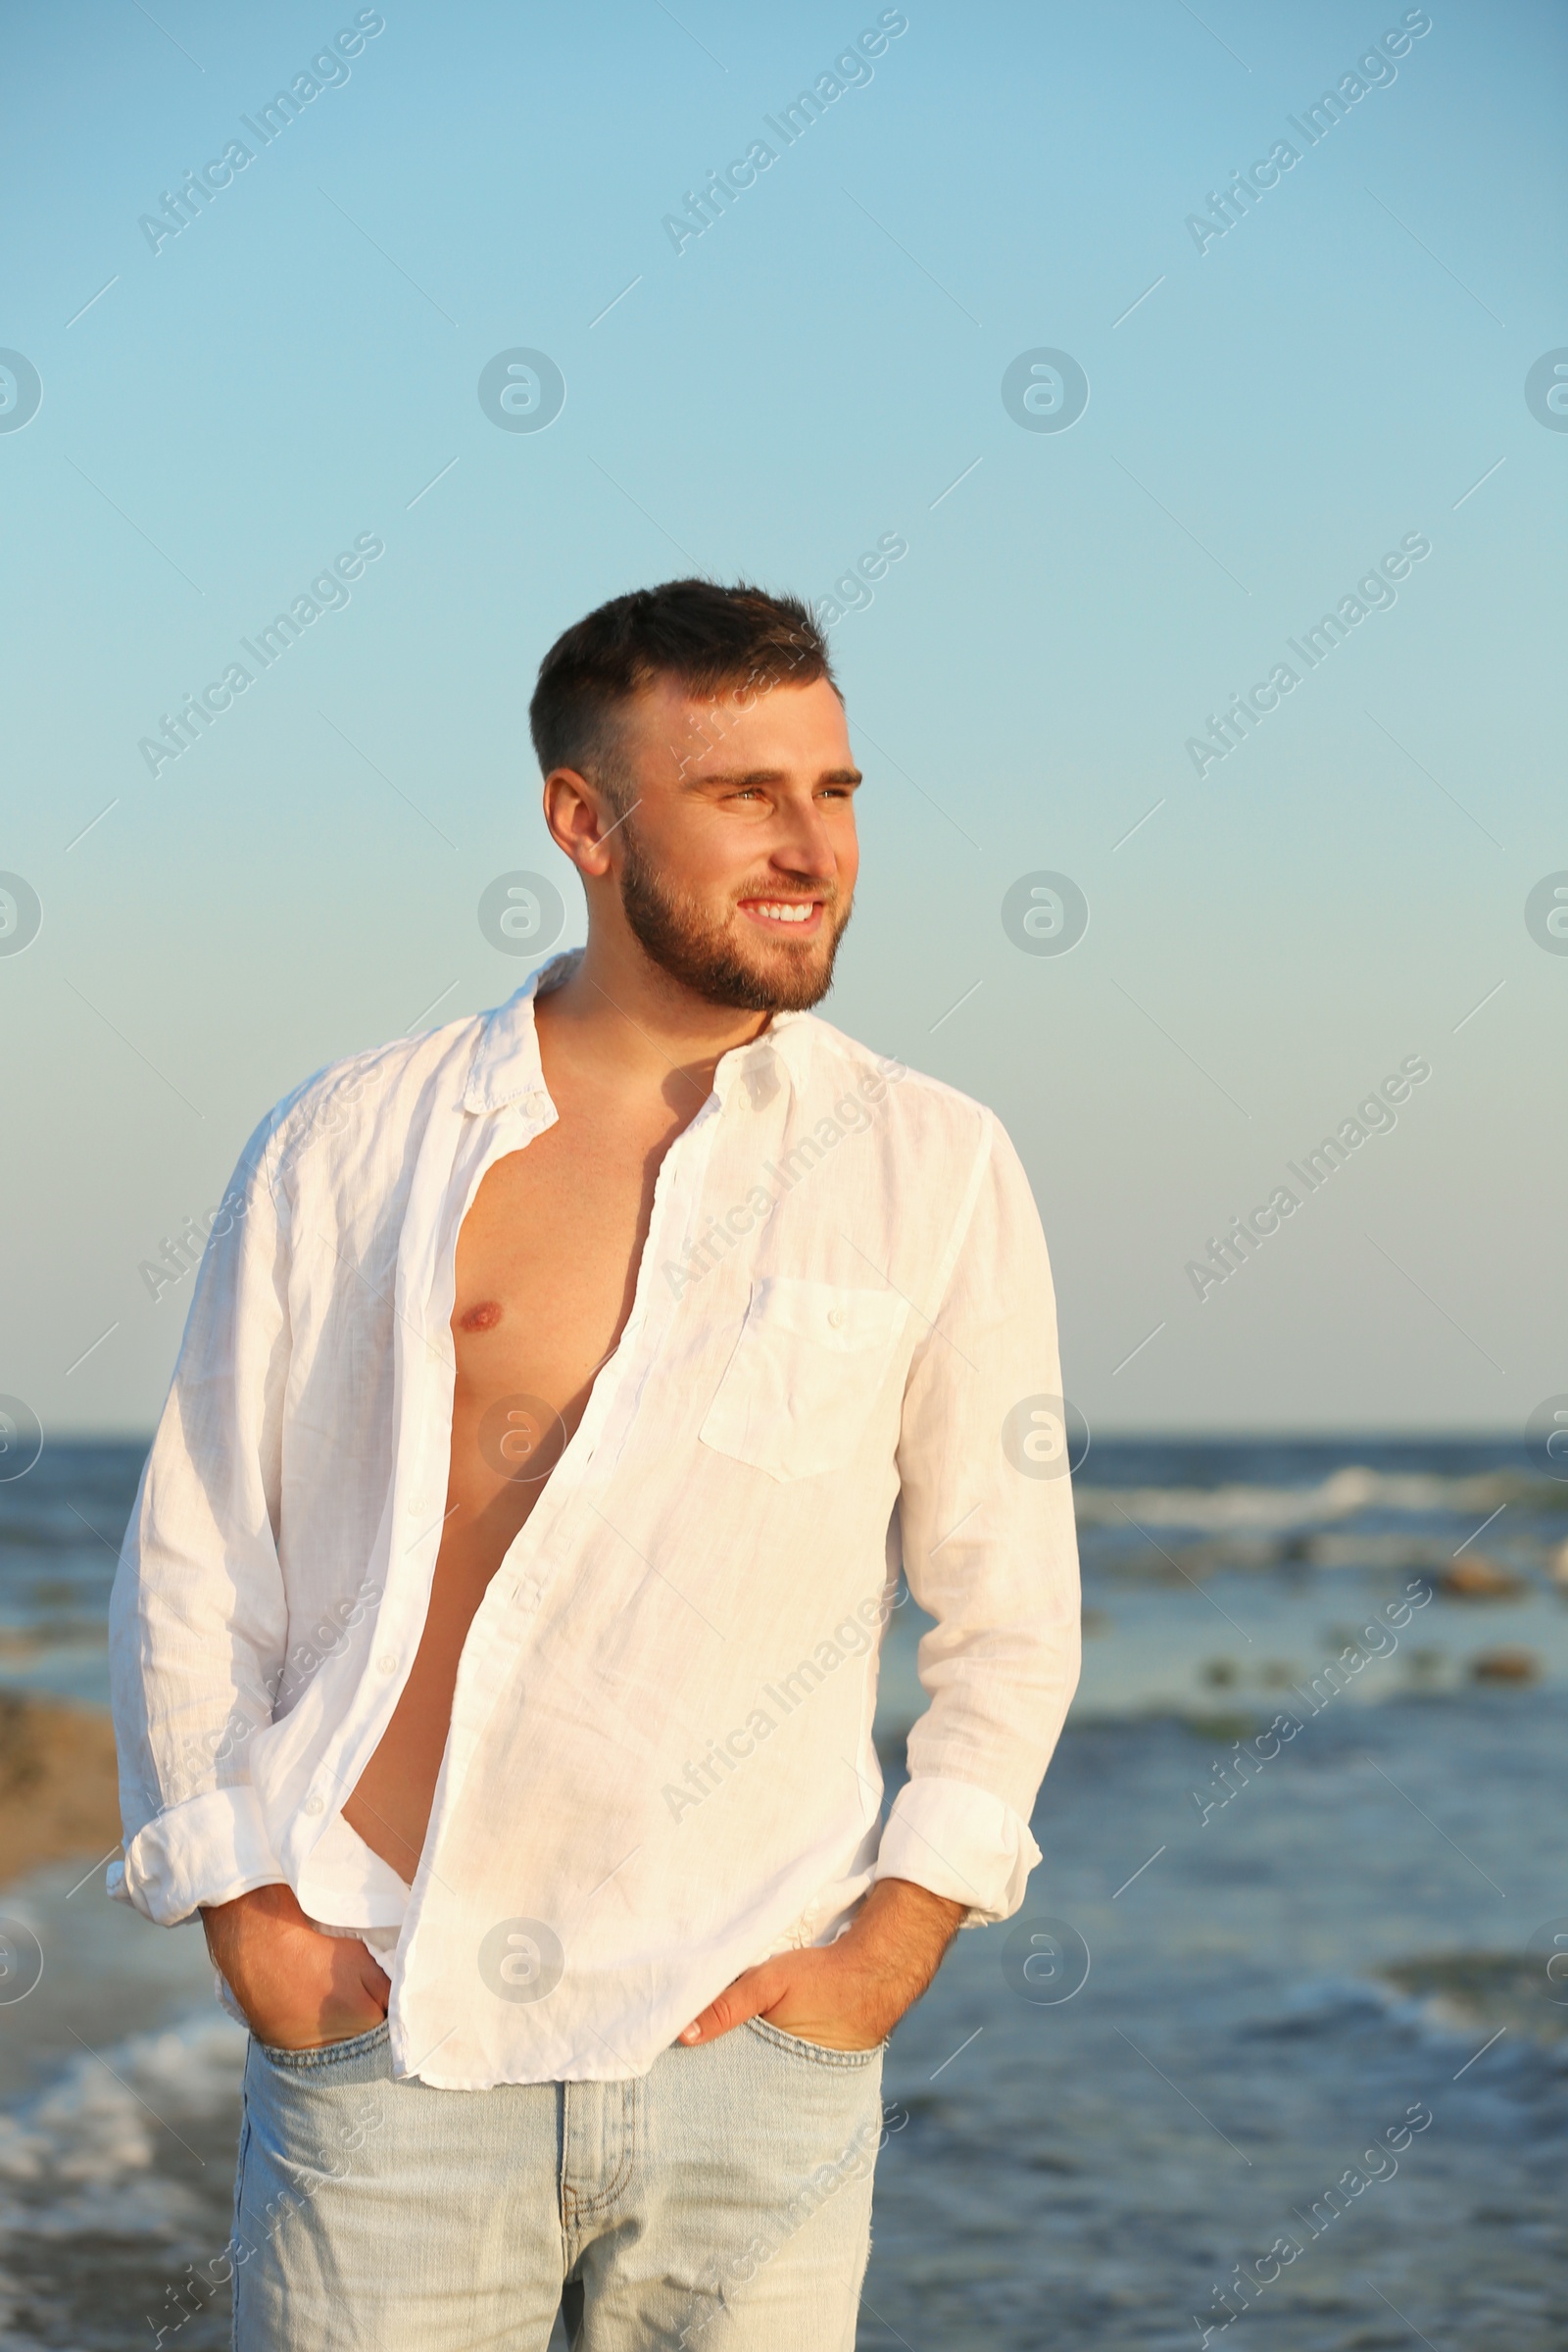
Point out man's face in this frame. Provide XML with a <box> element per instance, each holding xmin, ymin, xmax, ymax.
<box><xmin>607</xmin><ymin>673</ymin><xmax>860</xmax><ymax>1012</ymax></box>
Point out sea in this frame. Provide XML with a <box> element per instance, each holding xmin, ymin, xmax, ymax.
<box><xmin>0</xmin><ymin>1437</ymin><xmax>1563</xmax><ymax>2350</ymax></box>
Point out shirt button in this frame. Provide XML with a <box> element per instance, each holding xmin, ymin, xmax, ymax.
<box><xmin>828</xmin><ymin>1306</ymin><xmax>846</xmax><ymax>1328</ymax></box>
<box><xmin>376</xmin><ymin>1653</ymin><xmax>398</xmax><ymax>1674</ymax></box>
<box><xmin>303</xmin><ymin>1794</ymin><xmax>324</xmax><ymax>1817</ymax></box>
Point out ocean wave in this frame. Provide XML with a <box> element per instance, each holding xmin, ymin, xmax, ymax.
<box><xmin>1368</xmin><ymin>1953</ymin><xmax>1568</xmax><ymax>2053</ymax></box>
<box><xmin>1074</xmin><ymin>1464</ymin><xmax>1558</xmax><ymax>1533</ymax></box>
<box><xmin>0</xmin><ymin>2008</ymin><xmax>243</xmax><ymax>2238</ymax></box>
<box><xmin>1249</xmin><ymin>1965</ymin><xmax>1568</xmax><ymax>2076</ymax></box>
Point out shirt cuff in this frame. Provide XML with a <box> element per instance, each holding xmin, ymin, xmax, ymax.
<box><xmin>119</xmin><ymin>1784</ymin><xmax>286</xmax><ymax>1926</ymax></box>
<box><xmin>873</xmin><ymin>1773</ymin><xmax>1042</xmax><ymax>1927</ymax></box>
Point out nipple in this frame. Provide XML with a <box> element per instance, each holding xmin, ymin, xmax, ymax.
<box><xmin>458</xmin><ymin>1299</ymin><xmax>504</xmax><ymax>1333</ymax></box>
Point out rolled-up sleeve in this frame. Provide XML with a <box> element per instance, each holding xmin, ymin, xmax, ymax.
<box><xmin>108</xmin><ymin>1112</ymin><xmax>295</xmax><ymax>1925</ymax></box>
<box><xmin>875</xmin><ymin>1111</ymin><xmax>1081</xmax><ymax>1926</ymax></box>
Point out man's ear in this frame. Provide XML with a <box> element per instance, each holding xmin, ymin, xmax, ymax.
<box><xmin>542</xmin><ymin>767</ymin><xmax>620</xmax><ymax>878</ymax></box>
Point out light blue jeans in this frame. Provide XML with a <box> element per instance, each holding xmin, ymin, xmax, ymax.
<box><xmin>231</xmin><ymin>2017</ymin><xmax>885</xmax><ymax>2350</ymax></box>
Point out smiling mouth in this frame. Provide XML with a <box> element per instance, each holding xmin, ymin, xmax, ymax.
<box><xmin>738</xmin><ymin>897</ymin><xmax>825</xmax><ymax>933</ymax></box>
<box><xmin>738</xmin><ymin>898</ymin><xmax>827</xmax><ymax>936</ymax></box>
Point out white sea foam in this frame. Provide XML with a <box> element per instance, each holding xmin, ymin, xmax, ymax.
<box><xmin>1074</xmin><ymin>1465</ymin><xmax>1531</xmax><ymax>1534</ymax></box>
<box><xmin>0</xmin><ymin>2007</ymin><xmax>244</xmax><ymax>2245</ymax></box>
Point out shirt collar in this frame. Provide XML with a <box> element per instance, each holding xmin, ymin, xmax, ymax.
<box><xmin>463</xmin><ymin>952</ymin><xmax>815</xmax><ymax>1117</ymax></box>
<box><xmin>461</xmin><ymin>952</ymin><xmax>577</xmax><ymax>1113</ymax></box>
<box><xmin>710</xmin><ymin>1009</ymin><xmax>809</xmax><ymax>1111</ymax></box>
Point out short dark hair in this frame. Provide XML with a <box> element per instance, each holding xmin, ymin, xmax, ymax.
<box><xmin>528</xmin><ymin>578</ymin><xmax>837</xmax><ymax>803</ymax></box>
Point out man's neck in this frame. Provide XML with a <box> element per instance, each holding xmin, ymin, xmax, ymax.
<box><xmin>535</xmin><ymin>929</ymin><xmax>774</xmax><ymax>1115</ymax></box>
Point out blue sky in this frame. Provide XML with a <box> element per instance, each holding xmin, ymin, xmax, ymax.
<box><xmin>2</xmin><ymin>0</ymin><xmax>1563</xmax><ymax>1441</ymax></box>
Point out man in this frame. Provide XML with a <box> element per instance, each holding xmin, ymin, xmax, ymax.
<box><xmin>110</xmin><ymin>580</ymin><xmax>1080</xmax><ymax>2349</ymax></box>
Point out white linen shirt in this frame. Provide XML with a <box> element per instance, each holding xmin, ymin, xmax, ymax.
<box><xmin>109</xmin><ymin>953</ymin><xmax>1081</xmax><ymax>2087</ymax></box>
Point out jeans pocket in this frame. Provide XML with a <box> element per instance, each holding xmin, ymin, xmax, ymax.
<box><xmin>255</xmin><ymin>2019</ymin><xmax>390</xmax><ymax>2071</ymax></box>
<box><xmin>743</xmin><ymin>2015</ymin><xmax>885</xmax><ymax>2068</ymax></box>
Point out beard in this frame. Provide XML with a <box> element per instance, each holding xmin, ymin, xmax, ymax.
<box><xmin>616</xmin><ymin>828</ymin><xmax>851</xmax><ymax>1012</ymax></box>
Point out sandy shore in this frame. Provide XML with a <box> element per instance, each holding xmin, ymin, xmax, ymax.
<box><xmin>0</xmin><ymin>1690</ymin><xmax>122</xmax><ymax>1892</ymax></box>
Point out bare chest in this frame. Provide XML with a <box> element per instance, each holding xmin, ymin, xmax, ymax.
<box><xmin>449</xmin><ymin>1113</ymin><xmax>666</xmax><ymax>1445</ymax></box>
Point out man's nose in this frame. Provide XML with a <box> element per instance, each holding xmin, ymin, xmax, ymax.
<box><xmin>766</xmin><ymin>801</ymin><xmax>842</xmax><ymax>880</ymax></box>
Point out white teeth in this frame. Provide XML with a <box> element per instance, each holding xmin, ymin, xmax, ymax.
<box><xmin>751</xmin><ymin>902</ymin><xmax>815</xmax><ymax>923</ymax></box>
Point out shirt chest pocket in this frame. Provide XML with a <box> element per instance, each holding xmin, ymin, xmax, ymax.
<box><xmin>699</xmin><ymin>1276</ymin><xmax>911</xmax><ymax>1483</ymax></box>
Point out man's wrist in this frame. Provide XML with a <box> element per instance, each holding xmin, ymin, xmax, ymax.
<box><xmin>846</xmin><ymin>1877</ymin><xmax>965</xmax><ymax>2013</ymax></box>
<box><xmin>199</xmin><ymin>1880</ymin><xmax>299</xmax><ymax>1966</ymax></box>
<box><xmin>857</xmin><ymin>1875</ymin><xmax>966</xmax><ymax>1942</ymax></box>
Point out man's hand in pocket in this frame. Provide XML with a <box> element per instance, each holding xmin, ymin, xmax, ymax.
<box><xmin>201</xmin><ymin>1883</ymin><xmax>390</xmax><ymax>2050</ymax></box>
<box><xmin>678</xmin><ymin>1877</ymin><xmax>965</xmax><ymax>2052</ymax></box>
